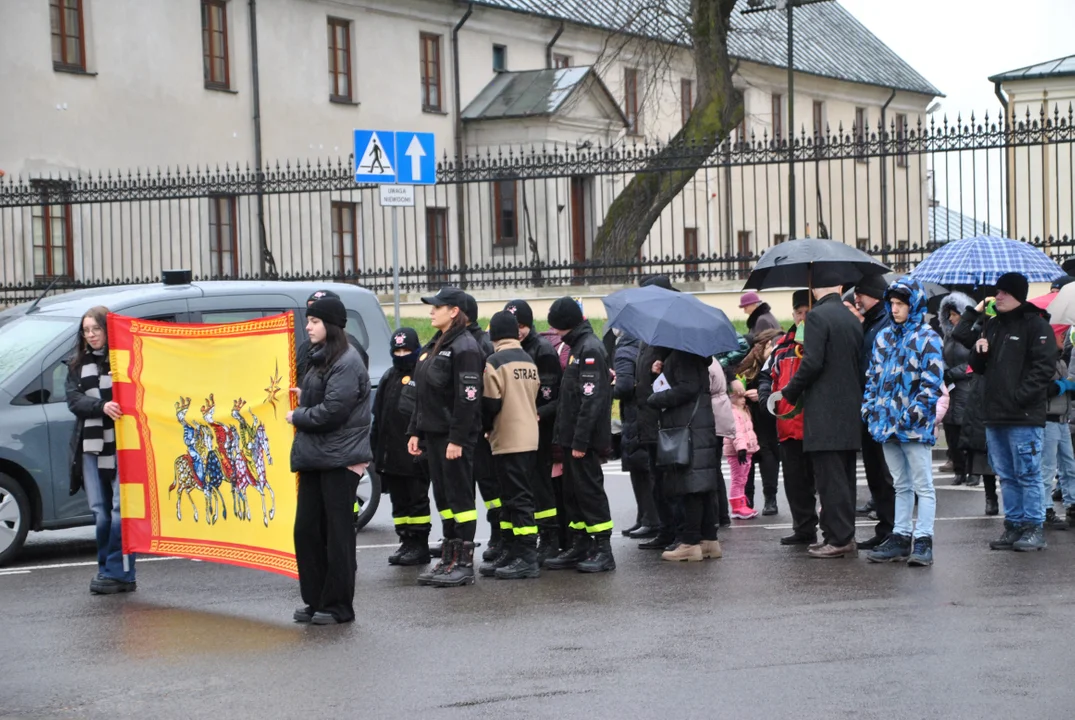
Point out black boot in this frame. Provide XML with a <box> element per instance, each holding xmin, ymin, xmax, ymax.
<box><xmin>496</xmin><ymin>537</ymin><xmax>541</xmax><ymax>579</ymax></box>
<box><xmin>1044</xmin><ymin>508</ymin><xmax>1069</xmax><ymax>531</ymax></box>
<box><xmin>990</xmin><ymin>521</ymin><xmax>1022</xmax><ymax>550</ymax></box>
<box><xmin>964</xmin><ymin>474</ymin><xmax>980</xmax><ymax>487</ymax></box>
<box><xmin>429</xmin><ymin>539</ymin><xmax>444</xmax><ymax>559</ymax></box>
<box><xmin>762</xmin><ymin>496</ymin><xmax>778</xmax><ymax>516</ymax></box>
<box><xmin>985</xmin><ymin>486</ymin><xmax>999</xmax><ymax>516</ymax></box>
<box><xmin>482</xmin><ymin>510</ymin><xmax>503</xmax><ymax>561</ymax></box>
<box><xmin>952</xmin><ymin>474</ymin><xmax>966</xmax><ymax>486</ymax></box>
<box><xmin>639</xmin><ymin>532</ymin><xmax>676</xmax><ymax>550</ymax></box>
<box><xmin>577</xmin><ymin>535</ymin><xmax>616</xmax><ymax>573</ymax></box>
<box><xmin>397</xmin><ymin>535</ymin><xmax>431</xmax><ymax>566</ymax></box>
<box><xmin>417</xmin><ymin>538</ymin><xmax>455</xmax><ymax>585</ymax></box>
<box><xmin>543</xmin><ymin>532</ymin><xmax>592</xmax><ymax>570</ymax></box>
<box><xmin>535</xmin><ymin>529</ymin><xmax>560</xmax><ymax>566</ymax></box>
<box><xmin>479</xmin><ymin>539</ymin><xmax>514</xmax><ymax>577</ymax></box>
<box><xmin>388</xmin><ymin>535</ymin><xmax>410</xmax><ymax>565</ymax></box>
<box><xmin>429</xmin><ymin>540</ymin><xmax>476</xmax><ymax>587</ymax></box>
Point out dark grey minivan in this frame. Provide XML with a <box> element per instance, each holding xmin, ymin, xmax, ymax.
<box><xmin>0</xmin><ymin>278</ymin><xmax>391</xmax><ymax>565</ymax></box>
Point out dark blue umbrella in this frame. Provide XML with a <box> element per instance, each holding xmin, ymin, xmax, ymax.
<box><xmin>602</xmin><ymin>286</ymin><xmax>740</xmax><ymax>357</ymax></box>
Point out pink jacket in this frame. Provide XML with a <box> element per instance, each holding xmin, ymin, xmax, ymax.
<box><xmin>724</xmin><ymin>405</ymin><xmax>759</xmax><ymax>456</ymax></box>
<box><xmin>708</xmin><ymin>359</ymin><xmax>737</xmax><ymax>439</ymax></box>
<box><xmin>934</xmin><ymin>383</ymin><xmax>950</xmax><ymax>437</ymax></box>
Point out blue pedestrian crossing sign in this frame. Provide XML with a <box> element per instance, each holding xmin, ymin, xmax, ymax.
<box><xmin>353</xmin><ymin>129</ymin><xmax>436</xmax><ymax>186</ymax></box>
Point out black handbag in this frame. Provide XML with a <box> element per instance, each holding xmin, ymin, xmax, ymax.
<box><xmin>656</xmin><ymin>395</ymin><xmax>702</xmax><ymax>470</ymax></box>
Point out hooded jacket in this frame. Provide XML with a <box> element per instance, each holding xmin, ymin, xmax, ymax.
<box><xmin>967</xmin><ymin>300</ymin><xmax>1059</xmax><ymax>427</ymax></box>
<box><xmin>938</xmin><ymin>292</ymin><xmax>976</xmax><ymax>426</ymax></box>
<box><xmin>862</xmin><ymin>277</ymin><xmax>944</xmax><ymax>444</ymax></box>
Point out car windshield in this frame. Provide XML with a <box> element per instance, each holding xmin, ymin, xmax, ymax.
<box><xmin>0</xmin><ymin>315</ymin><xmax>76</xmax><ymax>387</ymax></box>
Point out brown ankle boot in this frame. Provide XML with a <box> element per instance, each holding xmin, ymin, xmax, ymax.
<box><xmin>661</xmin><ymin>543</ymin><xmax>703</xmax><ymax>562</ymax></box>
<box><xmin>700</xmin><ymin>540</ymin><xmax>722</xmax><ymax>559</ymax></box>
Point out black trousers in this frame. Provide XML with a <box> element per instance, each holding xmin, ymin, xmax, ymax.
<box><xmin>646</xmin><ymin>444</ymin><xmax>676</xmax><ymax>536</ymax></box>
<box><xmin>426</xmin><ymin>433</ymin><xmax>477</xmax><ymax>542</ymax></box>
<box><xmin>384</xmin><ymin>468</ymin><xmax>431</xmax><ymax>539</ymax></box>
<box><xmin>532</xmin><ymin>442</ymin><xmax>559</xmax><ymax>532</ymax></box>
<box><xmin>473</xmin><ymin>438</ymin><xmax>501</xmax><ymax>537</ymax></box>
<box><xmin>943</xmin><ymin>424</ymin><xmax>967</xmax><ymax>475</ymax></box>
<box><xmin>295</xmin><ymin>468</ymin><xmax>360</xmax><ymax>622</ymax></box>
<box><xmin>496</xmin><ymin>451</ymin><xmax>537</xmax><ymax>538</ymax></box>
<box><xmin>680</xmin><ymin>491</ymin><xmax>718</xmax><ymax>545</ymax></box>
<box><xmin>628</xmin><ymin>467</ymin><xmax>660</xmax><ymax>527</ymax></box>
<box><xmin>780</xmin><ymin>439</ymin><xmax>818</xmax><ymax>538</ymax></box>
<box><xmin>745</xmin><ymin>442</ymin><xmax>780</xmax><ymax>506</ymax></box>
<box><xmin>809</xmin><ymin>450</ymin><xmax>857</xmax><ymax>547</ymax></box>
<box><xmin>563</xmin><ymin>450</ymin><xmax>613</xmax><ymax>536</ymax></box>
<box><xmin>860</xmin><ymin>425</ymin><xmax>895</xmax><ymax>540</ymax></box>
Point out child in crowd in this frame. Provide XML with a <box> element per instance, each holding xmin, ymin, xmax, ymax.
<box><xmin>725</xmin><ymin>380</ymin><xmax>760</xmax><ymax>519</ymax></box>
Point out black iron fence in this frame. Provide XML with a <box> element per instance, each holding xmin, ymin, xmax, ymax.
<box><xmin>3</xmin><ymin>103</ymin><xmax>1075</xmax><ymax>306</ymax></box>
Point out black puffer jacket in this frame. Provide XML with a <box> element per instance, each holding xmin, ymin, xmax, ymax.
<box><xmin>613</xmin><ymin>334</ymin><xmax>647</xmax><ymax>472</ymax></box>
<box><xmin>646</xmin><ymin>351</ymin><xmax>718</xmax><ymax>496</ymax></box>
<box><xmin>967</xmin><ymin>303</ymin><xmax>1058</xmax><ymax>427</ymax></box>
<box><xmin>634</xmin><ymin>342</ymin><xmax>670</xmax><ymax>446</ymax></box>
<box><xmin>290</xmin><ymin>345</ymin><xmax>372</xmax><ymax>472</ymax></box>
<box><xmin>939</xmin><ymin>292</ymin><xmax>976</xmax><ymax>426</ymax></box>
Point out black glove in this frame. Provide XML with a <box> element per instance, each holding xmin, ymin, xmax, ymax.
<box><xmin>737</xmin><ymin>449</ymin><xmax>748</xmax><ymax>465</ymax></box>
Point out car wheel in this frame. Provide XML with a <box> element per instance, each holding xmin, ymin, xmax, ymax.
<box><xmin>0</xmin><ymin>473</ymin><xmax>31</xmax><ymax>567</ymax></box>
<box><xmin>353</xmin><ymin>466</ymin><xmax>381</xmax><ymax>534</ymax></box>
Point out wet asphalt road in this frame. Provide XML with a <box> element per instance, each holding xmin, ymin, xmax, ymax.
<box><xmin>3</xmin><ymin>462</ymin><xmax>1075</xmax><ymax>719</ymax></box>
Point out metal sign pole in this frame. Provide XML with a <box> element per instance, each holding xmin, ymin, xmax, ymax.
<box><xmin>391</xmin><ymin>206</ymin><xmax>401</xmax><ymax>330</ymax></box>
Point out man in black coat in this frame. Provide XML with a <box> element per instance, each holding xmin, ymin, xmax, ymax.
<box><xmin>781</xmin><ymin>269</ymin><xmax>864</xmax><ymax>558</ymax></box>
<box><xmin>613</xmin><ymin>329</ymin><xmax>660</xmax><ymax>538</ymax></box>
<box><xmin>853</xmin><ymin>274</ymin><xmax>895</xmax><ymax>550</ymax></box>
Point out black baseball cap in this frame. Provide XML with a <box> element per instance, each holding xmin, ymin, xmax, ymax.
<box><xmin>421</xmin><ymin>286</ymin><xmax>468</xmax><ymax>308</ymax></box>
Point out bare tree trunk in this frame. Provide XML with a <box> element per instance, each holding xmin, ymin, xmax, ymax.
<box><xmin>592</xmin><ymin>0</ymin><xmax>742</xmax><ymax>268</ymax></box>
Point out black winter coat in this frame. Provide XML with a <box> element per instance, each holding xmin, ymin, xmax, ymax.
<box><xmin>647</xmin><ymin>351</ymin><xmax>718</xmax><ymax>496</ymax></box>
<box><xmin>290</xmin><ymin>345</ymin><xmax>373</xmax><ymax>472</ymax></box>
<box><xmin>613</xmin><ymin>334</ymin><xmax>647</xmax><ymax>472</ymax></box>
<box><xmin>967</xmin><ymin>303</ymin><xmax>1058</xmax><ymax>427</ymax></box>
<box><xmin>407</xmin><ymin>326</ymin><xmax>484</xmax><ymax>447</ymax></box>
<box><xmin>859</xmin><ymin>302</ymin><xmax>892</xmax><ymax>382</ymax></box>
<box><xmin>521</xmin><ymin>330</ymin><xmax>562</xmax><ymax>454</ymax></box>
<box><xmin>372</xmin><ymin>364</ymin><xmax>426</xmax><ymax>477</ymax></box>
<box><xmin>468</xmin><ymin>323</ymin><xmax>495</xmax><ymax>481</ymax></box>
<box><xmin>634</xmin><ymin>342</ymin><xmax>670</xmax><ymax>446</ymax></box>
<box><xmin>938</xmin><ymin>293</ymin><xmax>976</xmax><ymax>426</ymax></box>
<box><xmin>64</xmin><ymin>350</ymin><xmax>111</xmax><ymax>496</ymax></box>
<box><xmin>782</xmin><ymin>293</ymin><xmax>864</xmax><ymax>452</ymax></box>
<box><xmin>298</xmin><ymin>332</ymin><xmax>368</xmax><ymax>380</ymax></box>
<box><xmin>553</xmin><ymin>321</ymin><xmax>612</xmax><ymax>453</ymax></box>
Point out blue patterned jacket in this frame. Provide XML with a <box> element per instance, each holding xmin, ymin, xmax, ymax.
<box><xmin>862</xmin><ymin>277</ymin><xmax>944</xmax><ymax>445</ymax></box>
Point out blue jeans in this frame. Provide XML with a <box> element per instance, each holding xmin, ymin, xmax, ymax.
<box><xmin>986</xmin><ymin>426</ymin><xmax>1045</xmax><ymax>527</ymax></box>
<box><xmin>1041</xmin><ymin>422</ymin><xmax>1075</xmax><ymax>510</ymax></box>
<box><xmin>882</xmin><ymin>442</ymin><xmax>935</xmax><ymax>538</ymax></box>
<box><xmin>82</xmin><ymin>454</ymin><xmax>135</xmax><ymax>582</ymax></box>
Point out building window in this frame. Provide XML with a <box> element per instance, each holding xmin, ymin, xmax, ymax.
<box><xmin>492</xmin><ymin>44</ymin><xmax>507</xmax><ymax>72</ymax></box>
<box><xmin>896</xmin><ymin>113</ymin><xmax>909</xmax><ymax>167</ymax></box>
<box><xmin>426</xmin><ymin>208</ymin><xmax>449</xmax><ymax>284</ymax></box>
<box><xmin>420</xmin><ymin>33</ymin><xmax>442</xmax><ymax>112</ymax></box>
<box><xmin>683</xmin><ymin>227</ymin><xmax>699</xmax><ymax>280</ymax></box>
<box><xmin>771</xmin><ymin>93</ymin><xmax>783</xmax><ymax>143</ymax></box>
<box><xmin>734</xmin><ymin>118</ymin><xmax>748</xmax><ymax>149</ymax></box>
<box><xmin>208</xmin><ymin>196</ymin><xmax>238</xmax><ymax>277</ymax></box>
<box><xmin>327</xmin><ymin>18</ymin><xmax>352</xmax><ymax>102</ymax></box>
<box><xmin>553</xmin><ymin>53</ymin><xmax>571</xmax><ymax>69</ymax></box>
<box><xmin>32</xmin><ymin>201</ymin><xmax>73</xmax><ymax>280</ymax></box>
<box><xmin>331</xmin><ymin>202</ymin><xmax>358</xmax><ymax>274</ymax></box>
<box><xmin>202</xmin><ymin>0</ymin><xmax>230</xmax><ymax>90</ymax></box>
<box><xmin>680</xmin><ymin>79</ymin><xmax>693</xmax><ymax>127</ymax></box>
<box><xmin>812</xmin><ymin>100</ymin><xmax>824</xmax><ymax>156</ymax></box>
<box><xmin>773</xmin><ymin>233</ymin><xmax>788</xmax><ymax>245</ymax></box>
<box><xmin>855</xmin><ymin>106</ymin><xmax>868</xmax><ymax>161</ymax></box>
<box><xmin>624</xmin><ymin>68</ymin><xmax>640</xmax><ymax>135</ymax></box>
<box><xmin>493</xmin><ymin>180</ymin><xmax>517</xmax><ymax>247</ymax></box>
<box><xmin>50</xmin><ymin>0</ymin><xmax>86</xmax><ymax>72</ymax></box>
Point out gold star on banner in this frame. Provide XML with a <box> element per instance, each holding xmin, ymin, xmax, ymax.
<box><xmin>264</xmin><ymin>361</ymin><xmax>283</xmax><ymax>418</ymax></box>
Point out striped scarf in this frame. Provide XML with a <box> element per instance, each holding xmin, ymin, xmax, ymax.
<box><xmin>81</xmin><ymin>350</ymin><xmax>116</xmax><ymax>482</ymax></box>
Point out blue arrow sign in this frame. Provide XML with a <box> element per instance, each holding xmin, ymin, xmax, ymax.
<box><xmin>394</xmin><ymin>132</ymin><xmax>437</xmax><ymax>185</ymax></box>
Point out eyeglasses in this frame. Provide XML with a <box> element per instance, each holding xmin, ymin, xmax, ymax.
<box><xmin>82</xmin><ymin>327</ymin><xmax>104</xmax><ymax>337</ymax></box>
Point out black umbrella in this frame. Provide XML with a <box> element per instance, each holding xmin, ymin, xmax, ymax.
<box><xmin>743</xmin><ymin>238</ymin><xmax>889</xmax><ymax>290</ymax></box>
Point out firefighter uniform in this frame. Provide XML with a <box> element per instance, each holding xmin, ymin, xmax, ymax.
<box><xmin>372</xmin><ymin>327</ymin><xmax>432</xmax><ymax>566</ymax></box>
<box><xmin>408</xmin><ymin>287</ymin><xmax>484</xmax><ymax>587</ymax></box>
<box><xmin>506</xmin><ymin>299</ymin><xmax>564</xmax><ymax>563</ymax></box>
<box><xmin>479</xmin><ymin>311</ymin><xmax>543</xmax><ymax>579</ymax></box>
<box><xmin>545</xmin><ymin>297</ymin><xmax>616</xmax><ymax>573</ymax></box>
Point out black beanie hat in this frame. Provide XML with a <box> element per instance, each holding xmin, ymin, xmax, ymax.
<box><xmin>504</xmin><ymin>299</ymin><xmax>534</xmax><ymax>328</ymax></box>
<box><xmin>307</xmin><ymin>288</ymin><xmax>340</xmax><ymax>305</ymax></box>
<box><xmin>390</xmin><ymin>327</ymin><xmax>421</xmax><ymax>352</ymax></box>
<box><xmin>306</xmin><ymin>296</ymin><xmax>347</xmax><ymax>328</ymax></box>
<box><xmin>547</xmin><ymin>296</ymin><xmax>584</xmax><ymax>331</ymax></box>
<box><xmin>791</xmin><ymin>289</ymin><xmax>810</xmax><ymax>310</ymax></box>
<box><xmin>489</xmin><ymin>311</ymin><xmax>520</xmax><ymax>342</ymax></box>
<box><xmin>995</xmin><ymin>272</ymin><xmax>1029</xmax><ymax>304</ymax></box>
<box><xmin>854</xmin><ymin>273</ymin><xmax>889</xmax><ymax>301</ymax></box>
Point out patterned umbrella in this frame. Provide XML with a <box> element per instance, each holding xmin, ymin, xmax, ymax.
<box><xmin>909</xmin><ymin>235</ymin><xmax>1063</xmax><ymax>286</ymax></box>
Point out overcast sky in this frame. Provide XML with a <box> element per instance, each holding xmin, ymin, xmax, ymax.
<box><xmin>840</xmin><ymin>0</ymin><xmax>1075</xmax><ymax>117</ymax></box>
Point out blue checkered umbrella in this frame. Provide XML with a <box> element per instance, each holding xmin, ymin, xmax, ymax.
<box><xmin>909</xmin><ymin>235</ymin><xmax>1063</xmax><ymax>286</ymax></box>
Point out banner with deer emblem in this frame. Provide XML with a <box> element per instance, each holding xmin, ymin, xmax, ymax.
<box><xmin>108</xmin><ymin>312</ymin><xmax>299</xmax><ymax>578</ymax></box>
